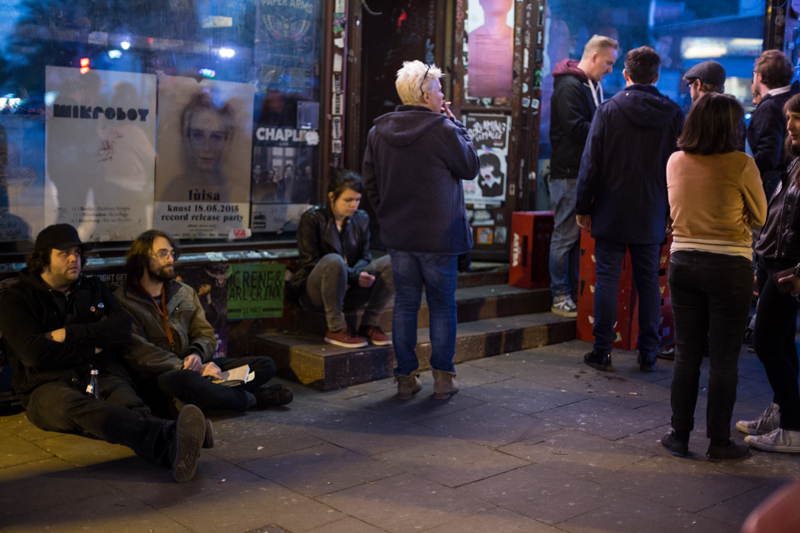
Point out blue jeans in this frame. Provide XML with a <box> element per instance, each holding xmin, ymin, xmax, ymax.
<box><xmin>593</xmin><ymin>238</ymin><xmax>661</xmax><ymax>359</ymax></box>
<box><xmin>548</xmin><ymin>179</ymin><xmax>580</xmax><ymax>301</ymax></box>
<box><xmin>388</xmin><ymin>249</ymin><xmax>458</xmax><ymax>376</ymax></box>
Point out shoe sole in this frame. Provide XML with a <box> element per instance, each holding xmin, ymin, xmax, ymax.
<box><xmin>172</xmin><ymin>405</ymin><xmax>205</xmax><ymax>483</ymax></box>
<box><xmin>325</xmin><ymin>338</ymin><xmax>368</xmax><ymax>348</ymax></box>
<box><xmin>640</xmin><ymin>365</ymin><xmax>657</xmax><ymax>372</ymax></box>
<box><xmin>551</xmin><ymin>307</ymin><xmax>578</xmax><ymax>318</ymax></box>
<box><xmin>744</xmin><ymin>437</ymin><xmax>800</xmax><ymax>453</ymax></box>
<box><xmin>433</xmin><ymin>388</ymin><xmax>459</xmax><ymax>400</ymax></box>
<box><xmin>584</xmin><ymin>361</ymin><xmax>613</xmax><ymax>372</ymax></box>
<box><xmin>397</xmin><ymin>387</ymin><xmax>421</xmax><ymax>400</ymax></box>
<box><xmin>369</xmin><ymin>339</ymin><xmax>393</xmax><ymax>346</ymax></box>
<box><xmin>706</xmin><ymin>451</ymin><xmax>751</xmax><ymax>462</ymax></box>
<box><xmin>661</xmin><ymin>443</ymin><xmax>688</xmax><ymax>457</ymax></box>
<box><xmin>735</xmin><ymin>422</ymin><xmax>773</xmax><ymax>435</ymax></box>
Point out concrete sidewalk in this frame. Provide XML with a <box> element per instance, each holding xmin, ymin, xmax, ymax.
<box><xmin>1</xmin><ymin>339</ymin><xmax>798</xmax><ymax>533</ymax></box>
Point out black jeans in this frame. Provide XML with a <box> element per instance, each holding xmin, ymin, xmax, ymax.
<box><xmin>147</xmin><ymin>356</ymin><xmax>276</xmax><ymax>415</ymax></box>
<box><xmin>25</xmin><ymin>373</ymin><xmax>173</xmax><ymax>467</ymax></box>
<box><xmin>754</xmin><ymin>256</ymin><xmax>800</xmax><ymax>430</ymax></box>
<box><xmin>669</xmin><ymin>251</ymin><xmax>753</xmax><ymax>439</ymax></box>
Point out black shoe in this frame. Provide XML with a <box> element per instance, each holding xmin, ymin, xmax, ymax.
<box><xmin>583</xmin><ymin>351</ymin><xmax>613</xmax><ymax>371</ymax></box>
<box><xmin>202</xmin><ymin>419</ymin><xmax>214</xmax><ymax>449</ymax></box>
<box><xmin>656</xmin><ymin>344</ymin><xmax>675</xmax><ymax>360</ymax></box>
<box><xmin>170</xmin><ymin>404</ymin><xmax>205</xmax><ymax>483</ymax></box>
<box><xmin>637</xmin><ymin>355</ymin><xmax>657</xmax><ymax>372</ymax></box>
<box><xmin>661</xmin><ymin>431</ymin><xmax>689</xmax><ymax>457</ymax></box>
<box><xmin>706</xmin><ymin>439</ymin><xmax>751</xmax><ymax>462</ymax></box>
<box><xmin>255</xmin><ymin>384</ymin><xmax>294</xmax><ymax>409</ymax></box>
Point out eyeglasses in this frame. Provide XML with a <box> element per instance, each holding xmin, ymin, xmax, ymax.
<box><xmin>152</xmin><ymin>249</ymin><xmax>177</xmax><ymax>260</ymax></box>
<box><xmin>420</xmin><ymin>65</ymin><xmax>431</xmax><ymax>97</ymax></box>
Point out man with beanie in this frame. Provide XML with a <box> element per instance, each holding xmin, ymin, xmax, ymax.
<box><xmin>548</xmin><ymin>34</ymin><xmax>619</xmax><ymax>318</ymax></box>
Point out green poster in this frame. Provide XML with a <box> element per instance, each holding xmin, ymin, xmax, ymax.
<box><xmin>227</xmin><ymin>262</ymin><xmax>286</xmax><ymax>319</ymax></box>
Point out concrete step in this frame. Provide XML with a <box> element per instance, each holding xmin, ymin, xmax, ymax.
<box><xmin>255</xmin><ymin>312</ymin><xmax>576</xmax><ymax>391</ymax></box>
<box><xmin>293</xmin><ymin>284</ymin><xmax>550</xmax><ymax>336</ymax></box>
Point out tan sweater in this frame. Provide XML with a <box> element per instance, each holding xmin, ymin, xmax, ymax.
<box><xmin>666</xmin><ymin>151</ymin><xmax>768</xmax><ymax>258</ymax></box>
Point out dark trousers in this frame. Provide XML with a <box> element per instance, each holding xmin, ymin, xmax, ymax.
<box><xmin>146</xmin><ymin>356</ymin><xmax>276</xmax><ymax>416</ymax></box>
<box><xmin>25</xmin><ymin>373</ymin><xmax>172</xmax><ymax>467</ymax></box>
<box><xmin>754</xmin><ymin>256</ymin><xmax>800</xmax><ymax>431</ymax></box>
<box><xmin>592</xmin><ymin>239</ymin><xmax>661</xmax><ymax>359</ymax></box>
<box><xmin>668</xmin><ymin>251</ymin><xmax>753</xmax><ymax>439</ymax></box>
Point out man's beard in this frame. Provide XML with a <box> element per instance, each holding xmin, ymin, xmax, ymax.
<box><xmin>148</xmin><ymin>263</ymin><xmax>175</xmax><ymax>284</ymax></box>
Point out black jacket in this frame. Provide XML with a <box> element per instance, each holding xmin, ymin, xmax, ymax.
<box><xmin>757</xmin><ymin>160</ymin><xmax>800</xmax><ymax>261</ymax></box>
<box><xmin>747</xmin><ymin>81</ymin><xmax>800</xmax><ymax>182</ymax></box>
<box><xmin>576</xmin><ymin>84</ymin><xmax>684</xmax><ymax>244</ymax></box>
<box><xmin>289</xmin><ymin>204</ymin><xmax>371</xmax><ymax>294</ymax></box>
<box><xmin>0</xmin><ymin>270</ymin><xmax>132</xmax><ymax>406</ymax></box>
<box><xmin>549</xmin><ymin>62</ymin><xmax>598</xmax><ymax>180</ymax></box>
<box><xmin>362</xmin><ymin>105</ymin><xmax>478</xmax><ymax>254</ymax></box>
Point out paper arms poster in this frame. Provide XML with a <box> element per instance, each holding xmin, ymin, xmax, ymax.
<box><xmin>44</xmin><ymin>67</ymin><xmax>156</xmax><ymax>241</ymax></box>
<box><xmin>463</xmin><ymin>114</ymin><xmax>510</xmax><ymax>204</ymax></box>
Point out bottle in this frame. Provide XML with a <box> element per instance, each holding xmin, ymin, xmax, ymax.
<box><xmin>86</xmin><ymin>369</ymin><xmax>100</xmax><ymax>399</ymax></box>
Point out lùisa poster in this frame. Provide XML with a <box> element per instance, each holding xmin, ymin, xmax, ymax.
<box><xmin>463</xmin><ymin>113</ymin><xmax>510</xmax><ymax>205</ymax></box>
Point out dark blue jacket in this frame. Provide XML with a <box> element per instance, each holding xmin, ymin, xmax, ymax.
<box><xmin>362</xmin><ymin>105</ymin><xmax>479</xmax><ymax>254</ymax></box>
<box><xmin>575</xmin><ymin>84</ymin><xmax>684</xmax><ymax>244</ymax></box>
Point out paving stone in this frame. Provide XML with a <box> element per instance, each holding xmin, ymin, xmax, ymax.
<box><xmin>0</xmin><ymin>412</ymin><xmax>67</xmax><ymax>442</ymax></box>
<box><xmin>557</xmin><ymin>492</ymin><xmax>732</xmax><ymax>533</ymax></box>
<box><xmin>706</xmin><ymin>448</ymin><xmax>800</xmax><ymax>488</ymax></box>
<box><xmin>499</xmin><ymin>429</ymin><xmax>654</xmax><ymax>480</ymax></box>
<box><xmin>240</xmin><ymin>442</ymin><xmax>402</xmax><ymax>497</ymax></box>
<box><xmin>424</xmin><ymin>507</ymin><xmax>560</xmax><ymax>532</ymax></box>
<box><xmin>317</xmin><ymin>472</ymin><xmax>494</xmax><ymax>533</ymax></box>
<box><xmin>305</xmin><ymin>517</ymin><xmax>387</xmax><ymax>533</ymax></box>
<box><xmin>535</xmin><ymin>398</ymin><xmax>668</xmax><ymax>440</ymax></box>
<box><xmin>616</xmin><ymin>423</ymin><xmax>714</xmax><ymax>462</ymax></box>
<box><xmin>418</xmin><ymin>403</ymin><xmax>556</xmax><ymax>447</ymax></box>
<box><xmin>457</xmin><ymin>464</ymin><xmax>624</xmax><ymax>525</ymax></box>
<box><xmin>698</xmin><ymin>485</ymin><xmax>783</xmax><ymax>527</ymax></box>
<box><xmin>0</xmin><ymin>428</ymin><xmax>53</xmax><ymax>468</ymax></box>
<box><xmin>161</xmin><ymin>480</ymin><xmax>344</xmax><ymax>533</ymax></box>
<box><xmin>460</xmin><ymin>377</ymin><xmax>586</xmax><ymax>415</ymax></box>
<box><xmin>34</xmin><ymin>433</ymin><xmax>136</xmax><ymax>468</ymax></box>
<box><xmin>577</xmin><ymin>371</ymin><xmax>672</xmax><ymax>409</ymax></box>
<box><xmin>0</xmin><ymin>458</ymin><xmax>111</xmax><ymax>519</ymax></box>
<box><xmin>92</xmin><ymin>452</ymin><xmax>265</xmax><ymax>509</ymax></box>
<box><xmin>345</xmin><ymin>385</ymin><xmax>486</xmax><ymax>423</ymax></box>
<box><xmin>2</xmin><ymin>490</ymin><xmax>192</xmax><ymax>533</ymax></box>
<box><xmin>589</xmin><ymin>455</ymin><xmax>760</xmax><ymax>513</ymax></box>
<box><xmin>696</xmin><ymin>373</ymin><xmax>773</xmax><ymax>402</ymax></box>
<box><xmin>449</xmin><ymin>364</ymin><xmax>514</xmax><ymax>389</ymax></box>
<box><xmin>203</xmin><ymin>418</ymin><xmax>324</xmax><ymax>464</ymax></box>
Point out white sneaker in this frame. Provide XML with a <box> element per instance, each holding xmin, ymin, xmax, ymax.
<box><xmin>736</xmin><ymin>403</ymin><xmax>780</xmax><ymax>435</ymax></box>
<box><xmin>744</xmin><ymin>428</ymin><xmax>800</xmax><ymax>453</ymax></box>
<box><xmin>551</xmin><ymin>296</ymin><xmax>578</xmax><ymax>318</ymax></box>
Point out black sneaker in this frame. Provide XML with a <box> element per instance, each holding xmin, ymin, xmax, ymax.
<box><xmin>255</xmin><ymin>384</ymin><xmax>294</xmax><ymax>409</ymax></box>
<box><xmin>661</xmin><ymin>431</ymin><xmax>689</xmax><ymax>457</ymax></box>
<box><xmin>170</xmin><ymin>404</ymin><xmax>206</xmax><ymax>483</ymax></box>
<box><xmin>583</xmin><ymin>351</ymin><xmax>612</xmax><ymax>371</ymax></box>
<box><xmin>706</xmin><ymin>439</ymin><xmax>751</xmax><ymax>462</ymax></box>
<box><xmin>637</xmin><ymin>354</ymin><xmax>657</xmax><ymax>372</ymax></box>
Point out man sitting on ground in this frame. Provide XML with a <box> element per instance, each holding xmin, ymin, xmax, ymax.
<box><xmin>114</xmin><ymin>230</ymin><xmax>292</xmax><ymax>417</ymax></box>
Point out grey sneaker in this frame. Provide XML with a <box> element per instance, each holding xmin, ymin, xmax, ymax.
<box><xmin>551</xmin><ymin>296</ymin><xmax>578</xmax><ymax>318</ymax></box>
<box><xmin>745</xmin><ymin>428</ymin><xmax>800</xmax><ymax>453</ymax></box>
<box><xmin>736</xmin><ymin>403</ymin><xmax>780</xmax><ymax>435</ymax></box>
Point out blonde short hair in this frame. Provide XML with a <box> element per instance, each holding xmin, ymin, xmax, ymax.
<box><xmin>396</xmin><ymin>60</ymin><xmax>443</xmax><ymax>105</ymax></box>
<box><xmin>581</xmin><ymin>35</ymin><xmax>620</xmax><ymax>60</ymax></box>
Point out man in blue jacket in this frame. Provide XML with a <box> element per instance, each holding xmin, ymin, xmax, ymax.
<box><xmin>362</xmin><ymin>60</ymin><xmax>480</xmax><ymax>400</ymax></box>
<box><xmin>575</xmin><ymin>46</ymin><xmax>684</xmax><ymax>372</ymax></box>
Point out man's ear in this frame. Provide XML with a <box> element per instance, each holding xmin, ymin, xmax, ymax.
<box><xmin>622</xmin><ymin>69</ymin><xmax>630</xmax><ymax>83</ymax></box>
<box><xmin>652</xmin><ymin>72</ymin><xmax>660</xmax><ymax>85</ymax></box>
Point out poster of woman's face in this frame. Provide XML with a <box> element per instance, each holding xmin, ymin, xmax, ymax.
<box><xmin>155</xmin><ymin>76</ymin><xmax>254</xmax><ymax>204</ymax></box>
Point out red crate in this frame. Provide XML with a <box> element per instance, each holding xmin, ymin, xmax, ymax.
<box><xmin>509</xmin><ymin>211</ymin><xmax>554</xmax><ymax>289</ymax></box>
<box><xmin>576</xmin><ymin>305</ymin><xmax>640</xmax><ymax>351</ymax></box>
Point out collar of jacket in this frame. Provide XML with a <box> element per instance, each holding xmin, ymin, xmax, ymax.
<box><xmin>323</xmin><ymin>201</ymin><xmax>349</xmax><ymax>255</ymax></box>
<box><xmin>125</xmin><ymin>278</ymin><xmax>182</xmax><ymax>308</ymax></box>
<box><xmin>395</xmin><ymin>104</ymin><xmax>434</xmax><ymax>113</ymax></box>
<box><xmin>19</xmin><ymin>267</ymin><xmax>81</xmax><ymax>296</ymax></box>
<box><xmin>623</xmin><ymin>84</ymin><xmax>663</xmax><ymax>96</ymax></box>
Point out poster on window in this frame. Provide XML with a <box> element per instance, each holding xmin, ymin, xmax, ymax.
<box><xmin>463</xmin><ymin>114</ymin><xmax>510</xmax><ymax>204</ymax></box>
<box><xmin>255</xmin><ymin>0</ymin><xmax>319</xmax><ymax>97</ymax></box>
<box><xmin>467</xmin><ymin>0</ymin><xmax>514</xmax><ymax>98</ymax></box>
<box><xmin>227</xmin><ymin>262</ymin><xmax>286</xmax><ymax>319</ymax></box>
<box><xmin>44</xmin><ymin>67</ymin><xmax>157</xmax><ymax>241</ymax></box>
<box><xmin>154</xmin><ymin>76</ymin><xmax>254</xmax><ymax>239</ymax></box>
<box><xmin>0</xmin><ymin>114</ymin><xmax>45</xmax><ymax>243</ymax></box>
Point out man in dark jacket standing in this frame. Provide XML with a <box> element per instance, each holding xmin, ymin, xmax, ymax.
<box><xmin>748</xmin><ymin>50</ymin><xmax>800</xmax><ymax>199</ymax></box>
<box><xmin>362</xmin><ymin>60</ymin><xmax>480</xmax><ymax>400</ymax></box>
<box><xmin>576</xmin><ymin>46</ymin><xmax>684</xmax><ymax>372</ymax></box>
<box><xmin>0</xmin><ymin>224</ymin><xmax>208</xmax><ymax>482</ymax></box>
<box><xmin>548</xmin><ymin>35</ymin><xmax>619</xmax><ymax>318</ymax></box>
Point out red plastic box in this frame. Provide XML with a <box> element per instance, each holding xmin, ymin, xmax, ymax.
<box><xmin>509</xmin><ymin>211</ymin><xmax>554</xmax><ymax>289</ymax></box>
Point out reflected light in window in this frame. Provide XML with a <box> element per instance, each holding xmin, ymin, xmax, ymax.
<box><xmin>219</xmin><ymin>47</ymin><xmax>235</xmax><ymax>58</ymax></box>
<box><xmin>199</xmin><ymin>68</ymin><xmax>216</xmax><ymax>78</ymax></box>
<box><xmin>80</xmin><ymin>57</ymin><xmax>90</xmax><ymax>74</ymax></box>
<box><xmin>120</xmin><ymin>41</ymin><xmax>131</xmax><ymax>50</ymax></box>
<box><xmin>108</xmin><ymin>50</ymin><xmax>122</xmax><ymax>59</ymax></box>
<box><xmin>44</xmin><ymin>92</ymin><xmax>58</xmax><ymax>107</ymax></box>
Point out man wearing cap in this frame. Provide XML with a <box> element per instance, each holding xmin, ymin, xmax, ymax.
<box><xmin>749</xmin><ymin>50</ymin><xmax>800</xmax><ymax>198</ymax></box>
<box><xmin>683</xmin><ymin>60</ymin><xmax>745</xmax><ymax>150</ymax></box>
<box><xmin>0</xmin><ymin>224</ymin><xmax>209</xmax><ymax>483</ymax></box>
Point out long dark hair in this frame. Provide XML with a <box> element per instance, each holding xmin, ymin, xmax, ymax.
<box><xmin>677</xmin><ymin>93</ymin><xmax>743</xmax><ymax>155</ymax></box>
<box><xmin>125</xmin><ymin>230</ymin><xmax>180</xmax><ymax>283</ymax></box>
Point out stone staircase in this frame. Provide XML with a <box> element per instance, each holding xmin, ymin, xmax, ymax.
<box><xmin>254</xmin><ymin>264</ymin><xmax>576</xmax><ymax>390</ymax></box>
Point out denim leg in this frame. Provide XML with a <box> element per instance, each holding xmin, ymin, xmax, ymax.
<box><xmin>592</xmin><ymin>239</ymin><xmax>626</xmax><ymax>355</ymax></box>
<box><xmin>361</xmin><ymin>254</ymin><xmax>395</xmax><ymax>327</ymax></box>
<box><xmin>303</xmin><ymin>253</ymin><xmax>348</xmax><ymax>331</ymax></box>
<box><xmin>388</xmin><ymin>249</ymin><xmax>424</xmax><ymax>376</ymax></box>
<box><xmin>628</xmin><ymin>242</ymin><xmax>661</xmax><ymax>360</ymax></box>
<box><xmin>419</xmin><ymin>253</ymin><xmax>459</xmax><ymax>373</ymax></box>
<box><xmin>548</xmin><ymin>179</ymin><xmax>581</xmax><ymax>300</ymax></box>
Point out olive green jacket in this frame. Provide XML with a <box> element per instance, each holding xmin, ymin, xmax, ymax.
<box><xmin>113</xmin><ymin>280</ymin><xmax>217</xmax><ymax>378</ymax></box>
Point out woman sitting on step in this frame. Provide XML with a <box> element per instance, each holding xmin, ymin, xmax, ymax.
<box><xmin>289</xmin><ymin>168</ymin><xmax>394</xmax><ymax>349</ymax></box>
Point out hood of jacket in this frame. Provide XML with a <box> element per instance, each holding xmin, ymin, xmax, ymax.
<box><xmin>552</xmin><ymin>58</ymin><xmax>588</xmax><ymax>80</ymax></box>
<box><xmin>607</xmin><ymin>84</ymin><xmax>680</xmax><ymax>129</ymax></box>
<box><xmin>18</xmin><ymin>267</ymin><xmax>80</xmax><ymax>295</ymax></box>
<box><xmin>372</xmin><ymin>105</ymin><xmax>448</xmax><ymax>147</ymax></box>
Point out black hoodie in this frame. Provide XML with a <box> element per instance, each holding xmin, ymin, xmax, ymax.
<box><xmin>576</xmin><ymin>84</ymin><xmax>684</xmax><ymax>244</ymax></box>
<box><xmin>0</xmin><ymin>269</ymin><xmax>131</xmax><ymax>406</ymax></box>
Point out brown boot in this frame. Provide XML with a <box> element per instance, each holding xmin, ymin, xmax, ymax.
<box><xmin>395</xmin><ymin>374</ymin><xmax>422</xmax><ymax>400</ymax></box>
<box><xmin>432</xmin><ymin>369</ymin><xmax>459</xmax><ymax>400</ymax></box>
